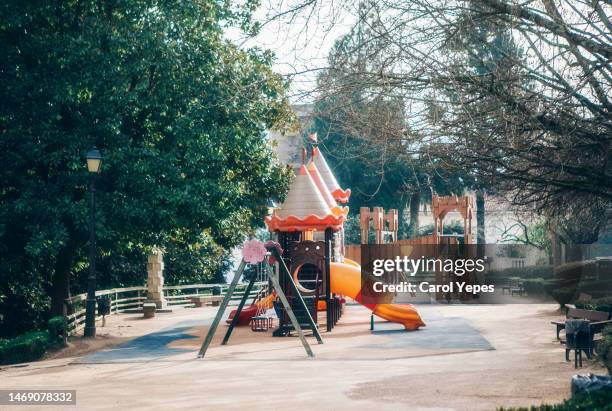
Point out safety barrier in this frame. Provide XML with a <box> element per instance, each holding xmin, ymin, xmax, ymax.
<box><xmin>63</xmin><ymin>282</ymin><xmax>266</xmax><ymax>334</ymax></box>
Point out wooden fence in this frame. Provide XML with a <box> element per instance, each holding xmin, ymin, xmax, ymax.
<box><xmin>345</xmin><ymin>236</ymin><xmax>459</xmax><ymax>263</ymax></box>
<box><xmin>64</xmin><ymin>282</ymin><xmax>266</xmax><ymax>335</ymax></box>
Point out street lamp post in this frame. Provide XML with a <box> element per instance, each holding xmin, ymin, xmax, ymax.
<box><xmin>84</xmin><ymin>148</ymin><xmax>102</xmax><ymax>338</ymax></box>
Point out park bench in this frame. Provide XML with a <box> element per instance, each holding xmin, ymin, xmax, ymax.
<box><xmin>190</xmin><ymin>295</ymin><xmax>223</xmax><ymax>307</ymax></box>
<box><xmin>501</xmin><ymin>279</ymin><xmax>526</xmax><ymax>296</ymax></box>
<box><xmin>551</xmin><ymin>307</ymin><xmax>611</xmax><ymax>340</ymax></box>
<box><xmin>143</xmin><ymin>303</ymin><xmax>157</xmax><ymax>319</ymax></box>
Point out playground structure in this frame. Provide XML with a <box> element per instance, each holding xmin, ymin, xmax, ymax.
<box><xmin>347</xmin><ymin>195</ymin><xmax>477</xmax><ymax>302</ymax></box>
<box><xmin>198</xmin><ymin>134</ymin><xmax>427</xmax><ymax>358</ymax></box>
<box><xmin>264</xmin><ymin>139</ymin><xmax>427</xmax><ymax>335</ymax></box>
<box><xmin>355</xmin><ymin>194</ymin><xmax>474</xmax><ymax>246</ymax></box>
<box><xmin>346</xmin><ymin>194</ymin><xmax>475</xmax><ymax>262</ymax></box>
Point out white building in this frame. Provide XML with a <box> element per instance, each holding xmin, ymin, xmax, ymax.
<box><xmin>267</xmin><ymin>104</ymin><xmax>313</xmax><ymax>166</ymax></box>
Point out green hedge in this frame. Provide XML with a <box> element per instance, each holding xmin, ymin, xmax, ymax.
<box><xmin>544</xmin><ymin>279</ymin><xmax>612</xmax><ymax>307</ymax></box>
<box><xmin>545</xmin><ymin>282</ymin><xmax>578</xmax><ymax>307</ymax></box>
<box><xmin>47</xmin><ymin>316</ymin><xmax>66</xmax><ymax>344</ymax></box>
<box><xmin>498</xmin><ymin>388</ymin><xmax>612</xmax><ymax>410</ymax></box>
<box><xmin>575</xmin><ymin>280</ymin><xmax>612</xmax><ymax>300</ymax></box>
<box><xmin>0</xmin><ymin>331</ymin><xmax>50</xmax><ymax>365</ymax></box>
<box><xmin>575</xmin><ymin>297</ymin><xmax>612</xmax><ymax>314</ymax></box>
<box><xmin>521</xmin><ymin>278</ymin><xmax>547</xmax><ymax>294</ymax></box>
<box><xmin>597</xmin><ymin>326</ymin><xmax>612</xmax><ymax>375</ymax></box>
<box><xmin>0</xmin><ymin>316</ymin><xmax>67</xmax><ymax>365</ymax></box>
<box><xmin>489</xmin><ymin>265</ymin><xmax>554</xmax><ymax>282</ymax></box>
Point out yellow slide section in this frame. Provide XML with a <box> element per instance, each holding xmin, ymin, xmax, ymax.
<box><xmin>255</xmin><ymin>293</ymin><xmax>276</xmax><ymax>310</ymax></box>
<box><xmin>330</xmin><ymin>261</ymin><xmax>425</xmax><ymax>330</ymax></box>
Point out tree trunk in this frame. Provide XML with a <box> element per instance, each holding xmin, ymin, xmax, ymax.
<box><xmin>476</xmin><ymin>190</ymin><xmax>486</xmax><ymax>244</ymax></box>
<box><xmin>51</xmin><ymin>241</ymin><xmax>76</xmax><ymax>316</ymax></box>
<box><xmin>407</xmin><ymin>191</ymin><xmax>421</xmax><ymax>238</ymax></box>
<box><xmin>397</xmin><ymin>196</ymin><xmax>409</xmax><ymax>239</ymax></box>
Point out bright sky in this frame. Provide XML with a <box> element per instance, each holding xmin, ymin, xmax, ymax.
<box><xmin>226</xmin><ymin>1</ymin><xmax>356</xmax><ymax>103</ymax></box>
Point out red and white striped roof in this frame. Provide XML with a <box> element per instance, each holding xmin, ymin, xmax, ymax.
<box><xmin>307</xmin><ymin>161</ymin><xmax>337</xmax><ymax>209</ymax></box>
<box><xmin>265</xmin><ymin>165</ymin><xmax>347</xmax><ymax>232</ymax></box>
<box><xmin>276</xmin><ymin>165</ymin><xmax>331</xmax><ymax>219</ymax></box>
<box><xmin>311</xmin><ymin>146</ymin><xmax>351</xmax><ymax>203</ymax></box>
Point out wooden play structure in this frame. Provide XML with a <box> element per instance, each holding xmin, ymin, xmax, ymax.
<box><xmin>198</xmin><ymin>133</ymin><xmax>426</xmax><ymax>358</ymax></box>
<box><xmin>431</xmin><ymin>194</ymin><xmax>474</xmax><ymax>245</ymax></box>
<box><xmin>347</xmin><ymin>194</ymin><xmax>474</xmax><ymax>262</ymax></box>
<box><xmin>359</xmin><ymin>207</ymin><xmax>398</xmax><ymax>244</ymax></box>
<box><xmin>358</xmin><ymin>195</ymin><xmax>474</xmax><ymax>246</ymax></box>
<box><xmin>347</xmin><ymin>194</ymin><xmax>477</xmax><ymax>303</ymax></box>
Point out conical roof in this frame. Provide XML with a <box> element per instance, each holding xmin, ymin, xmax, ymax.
<box><xmin>312</xmin><ymin>146</ymin><xmax>351</xmax><ymax>203</ymax></box>
<box><xmin>307</xmin><ymin>161</ymin><xmax>337</xmax><ymax>208</ymax></box>
<box><xmin>265</xmin><ymin>165</ymin><xmax>347</xmax><ymax>232</ymax></box>
<box><xmin>276</xmin><ymin>165</ymin><xmax>331</xmax><ymax>219</ymax></box>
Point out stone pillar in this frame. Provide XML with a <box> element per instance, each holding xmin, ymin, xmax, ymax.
<box><xmin>146</xmin><ymin>250</ymin><xmax>167</xmax><ymax>309</ymax></box>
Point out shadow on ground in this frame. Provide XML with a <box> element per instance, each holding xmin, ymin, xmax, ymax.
<box><xmin>76</xmin><ymin>319</ymin><xmax>208</xmax><ymax>364</ymax></box>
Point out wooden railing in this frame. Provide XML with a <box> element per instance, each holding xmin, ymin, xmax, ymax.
<box><xmin>64</xmin><ymin>282</ymin><xmax>266</xmax><ymax>335</ymax></box>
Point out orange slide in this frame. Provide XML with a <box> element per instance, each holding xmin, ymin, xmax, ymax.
<box><xmin>330</xmin><ymin>260</ymin><xmax>425</xmax><ymax>330</ymax></box>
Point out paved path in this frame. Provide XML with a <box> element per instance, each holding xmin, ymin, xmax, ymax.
<box><xmin>1</xmin><ymin>304</ymin><xmax>605</xmax><ymax>410</ymax></box>
<box><xmin>76</xmin><ymin>305</ymin><xmax>492</xmax><ymax>363</ymax></box>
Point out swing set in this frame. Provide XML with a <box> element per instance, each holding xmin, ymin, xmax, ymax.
<box><xmin>198</xmin><ymin>241</ymin><xmax>323</xmax><ymax>359</ymax></box>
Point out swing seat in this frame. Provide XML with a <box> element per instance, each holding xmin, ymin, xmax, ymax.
<box><xmin>250</xmin><ymin>315</ymin><xmax>273</xmax><ymax>331</ymax></box>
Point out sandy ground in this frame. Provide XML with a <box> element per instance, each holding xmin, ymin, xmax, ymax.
<box><xmin>0</xmin><ymin>303</ymin><xmax>606</xmax><ymax>411</ymax></box>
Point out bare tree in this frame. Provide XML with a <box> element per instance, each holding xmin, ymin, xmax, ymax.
<box><xmin>265</xmin><ymin>0</ymin><xmax>612</xmax><ymax>242</ymax></box>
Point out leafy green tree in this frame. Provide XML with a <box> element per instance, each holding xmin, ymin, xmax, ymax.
<box><xmin>0</xmin><ymin>0</ymin><xmax>292</xmax><ymax>337</ymax></box>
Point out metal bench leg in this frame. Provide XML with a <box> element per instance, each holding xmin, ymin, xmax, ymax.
<box><xmin>565</xmin><ymin>349</ymin><xmax>570</xmax><ymax>362</ymax></box>
<box><xmin>574</xmin><ymin>350</ymin><xmax>578</xmax><ymax>368</ymax></box>
<box><xmin>574</xmin><ymin>350</ymin><xmax>583</xmax><ymax>368</ymax></box>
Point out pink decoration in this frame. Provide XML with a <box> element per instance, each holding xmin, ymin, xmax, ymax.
<box><xmin>242</xmin><ymin>239</ymin><xmax>267</xmax><ymax>264</ymax></box>
<box><xmin>264</xmin><ymin>241</ymin><xmax>283</xmax><ymax>264</ymax></box>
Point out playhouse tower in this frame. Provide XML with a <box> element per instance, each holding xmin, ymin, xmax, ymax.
<box><xmin>265</xmin><ymin>134</ymin><xmax>350</xmax><ymax>334</ymax></box>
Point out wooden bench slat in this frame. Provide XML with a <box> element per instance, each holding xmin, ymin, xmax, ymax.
<box><xmin>567</xmin><ymin>308</ymin><xmax>609</xmax><ymax>321</ymax></box>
